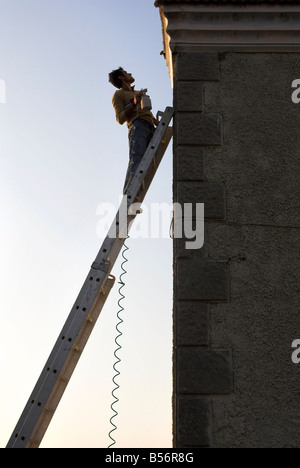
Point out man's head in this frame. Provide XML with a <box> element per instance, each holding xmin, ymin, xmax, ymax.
<box><xmin>109</xmin><ymin>67</ymin><xmax>135</xmax><ymax>89</ymax></box>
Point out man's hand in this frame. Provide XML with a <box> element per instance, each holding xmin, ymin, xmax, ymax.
<box><xmin>133</xmin><ymin>91</ymin><xmax>143</xmax><ymax>106</ymax></box>
<box><xmin>125</xmin><ymin>92</ymin><xmax>142</xmax><ymax>119</ymax></box>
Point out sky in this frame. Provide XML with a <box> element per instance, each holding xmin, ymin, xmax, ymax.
<box><xmin>0</xmin><ymin>0</ymin><xmax>173</xmax><ymax>448</ymax></box>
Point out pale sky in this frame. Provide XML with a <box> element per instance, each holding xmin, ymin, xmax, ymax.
<box><xmin>0</xmin><ymin>0</ymin><xmax>173</xmax><ymax>448</ymax></box>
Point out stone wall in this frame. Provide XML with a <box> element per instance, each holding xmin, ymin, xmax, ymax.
<box><xmin>173</xmin><ymin>51</ymin><xmax>300</xmax><ymax>447</ymax></box>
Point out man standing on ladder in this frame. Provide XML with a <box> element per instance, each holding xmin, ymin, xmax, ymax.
<box><xmin>109</xmin><ymin>67</ymin><xmax>158</xmax><ymax>194</ymax></box>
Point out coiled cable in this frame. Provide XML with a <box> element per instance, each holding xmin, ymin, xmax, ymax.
<box><xmin>108</xmin><ymin>236</ymin><xmax>129</xmax><ymax>448</ymax></box>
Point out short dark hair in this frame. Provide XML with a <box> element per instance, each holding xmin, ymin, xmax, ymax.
<box><xmin>109</xmin><ymin>67</ymin><xmax>125</xmax><ymax>89</ymax></box>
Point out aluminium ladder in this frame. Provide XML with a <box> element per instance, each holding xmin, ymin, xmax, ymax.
<box><xmin>6</xmin><ymin>106</ymin><xmax>174</xmax><ymax>449</ymax></box>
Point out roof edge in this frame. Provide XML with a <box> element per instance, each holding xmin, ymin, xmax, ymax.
<box><xmin>155</xmin><ymin>0</ymin><xmax>300</xmax><ymax>6</ymax></box>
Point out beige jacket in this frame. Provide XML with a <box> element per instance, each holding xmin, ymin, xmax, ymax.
<box><xmin>112</xmin><ymin>87</ymin><xmax>155</xmax><ymax>128</ymax></box>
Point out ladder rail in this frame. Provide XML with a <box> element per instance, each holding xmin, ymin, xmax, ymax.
<box><xmin>6</xmin><ymin>107</ymin><xmax>174</xmax><ymax>449</ymax></box>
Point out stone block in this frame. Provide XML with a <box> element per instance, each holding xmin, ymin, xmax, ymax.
<box><xmin>176</xmin><ymin>53</ymin><xmax>220</xmax><ymax>81</ymax></box>
<box><xmin>176</xmin><ymin>146</ymin><xmax>204</xmax><ymax>181</ymax></box>
<box><xmin>176</xmin><ymin>112</ymin><xmax>222</xmax><ymax>146</ymax></box>
<box><xmin>177</xmin><ymin>348</ymin><xmax>233</xmax><ymax>394</ymax></box>
<box><xmin>176</xmin><ymin>302</ymin><xmax>209</xmax><ymax>346</ymax></box>
<box><xmin>177</xmin><ymin>397</ymin><xmax>211</xmax><ymax>447</ymax></box>
<box><xmin>177</xmin><ymin>81</ymin><xmax>203</xmax><ymax>112</ymax></box>
<box><xmin>177</xmin><ymin>181</ymin><xmax>226</xmax><ymax>220</ymax></box>
<box><xmin>176</xmin><ymin>258</ymin><xmax>229</xmax><ymax>302</ymax></box>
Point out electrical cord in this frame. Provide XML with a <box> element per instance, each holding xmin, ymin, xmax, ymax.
<box><xmin>108</xmin><ymin>236</ymin><xmax>129</xmax><ymax>448</ymax></box>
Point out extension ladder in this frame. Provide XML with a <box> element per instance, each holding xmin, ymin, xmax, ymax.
<box><xmin>6</xmin><ymin>107</ymin><xmax>174</xmax><ymax>449</ymax></box>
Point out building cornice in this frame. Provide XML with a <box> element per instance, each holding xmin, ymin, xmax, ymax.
<box><xmin>156</xmin><ymin>3</ymin><xmax>300</xmax><ymax>80</ymax></box>
<box><xmin>155</xmin><ymin>1</ymin><xmax>300</xmax><ymax>5</ymax></box>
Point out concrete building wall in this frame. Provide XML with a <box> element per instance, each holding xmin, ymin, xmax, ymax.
<box><xmin>205</xmin><ymin>52</ymin><xmax>300</xmax><ymax>448</ymax></box>
<box><xmin>156</xmin><ymin>0</ymin><xmax>300</xmax><ymax>447</ymax></box>
<box><xmin>173</xmin><ymin>50</ymin><xmax>300</xmax><ymax>448</ymax></box>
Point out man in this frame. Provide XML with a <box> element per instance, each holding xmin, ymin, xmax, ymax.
<box><xmin>109</xmin><ymin>67</ymin><xmax>158</xmax><ymax>194</ymax></box>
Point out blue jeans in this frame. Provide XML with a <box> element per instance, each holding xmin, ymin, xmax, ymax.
<box><xmin>123</xmin><ymin>118</ymin><xmax>155</xmax><ymax>194</ymax></box>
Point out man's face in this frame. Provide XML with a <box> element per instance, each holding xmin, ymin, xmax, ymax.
<box><xmin>121</xmin><ymin>70</ymin><xmax>135</xmax><ymax>85</ymax></box>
